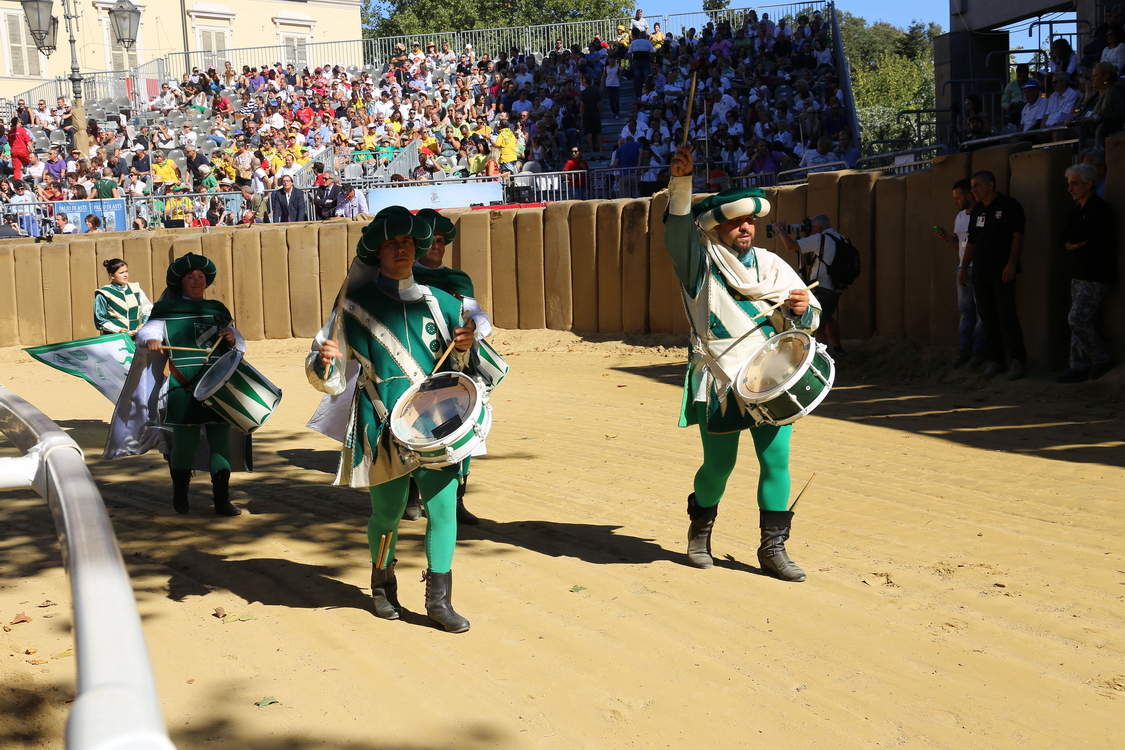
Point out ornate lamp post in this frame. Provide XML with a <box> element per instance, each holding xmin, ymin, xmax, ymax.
<box><xmin>21</xmin><ymin>0</ymin><xmax>141</xmax><ymax>156</ymax></box>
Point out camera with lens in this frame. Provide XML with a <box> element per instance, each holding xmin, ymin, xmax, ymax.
<box><xmin>765</xmin><ymin>217</ymin><xmax>813</xmax><ymax>239</ymax></box>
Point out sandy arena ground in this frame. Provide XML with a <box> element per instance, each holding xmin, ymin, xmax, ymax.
<box><xmin>1</xmin><ymin>331</ymin><xmax>1124</xmax><ymax>749</ymax></box>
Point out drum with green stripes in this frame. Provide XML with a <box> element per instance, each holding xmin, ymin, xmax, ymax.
<box><xmin>734</xmin><ymin>330</ymin><xmax>835</xmax><ymax>426</ymax></box>
<box><xmin>193</xmin><ymin>351</ymin><xmax>283</xmax><ymax>434</ymax></box>
<box><xmin>390</xmin><ymin>371</ymin><xmax>492</xmax><ymax>467</ymax></box>
<box><xmin>476</xmin><ymin>339</ymin><xmax>510</xmax><ymax>391</ymax></box>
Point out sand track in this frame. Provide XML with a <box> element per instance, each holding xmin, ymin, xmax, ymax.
<box><xmin>1</xmin><ymin>332</ymin><xmax>1123</xmax><ymax>749</ymax></box>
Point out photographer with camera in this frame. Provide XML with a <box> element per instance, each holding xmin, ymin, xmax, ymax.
<box><xmin>774</xmin><ymin>215</ymin><xmax>846</xmax><ymax>357</ymax></box>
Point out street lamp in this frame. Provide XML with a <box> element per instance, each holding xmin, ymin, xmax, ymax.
<box><xmin>107</xmin><ymin>0</ymin><xmax>141</xmax><ymax>50</ymax></box>
<box><xmin>21</xmin><ymin>0</ymin><xmax>142</xmax><ymax>156</ymax></box>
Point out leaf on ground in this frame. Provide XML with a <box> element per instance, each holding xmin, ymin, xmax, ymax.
<box><xmin>213</xmin><ymin>607</ymin><xmax>227</xmax><ymax>619</ymax></box>
<box><xmin>38</xmin><ymin>601</ymin><xmax>56</xmax><ymax>608</ymax></box>
<box><xmin>24</xmin><ymin>648</ymin><xmax>36</xmax><ymax>655</ymax></box>
<box><xmin>2</xmin><ymin>626</ymin><xmax>11</xmax><ymax>632</ymax></box>
<box><xmin>255</xmin><ymin>696</ymin><xmax>279</xmax><ymax>708</ymax></box>
<box><xmin>27</xmin><ymin>659</ymin><xmax>47</xmax><ymax>665</ymax></box>
<box><xmin>51</xmin><ymin>649</ymin><xmax>73</xmax><ymax>660</ymax></box>
<box><xmin>222</xmin><ymin>612</ymin><xmax>256</xmax><ymax>623</ymax></box>
<box><xmin>605</xmin><ymin>434</ymin><xmax>618</xmax><ymax>439</ymax></box>
<box><xmin>569</xmin><ymin>585</ymin><xmax>587</xmax><ymax>593</ymax></box>
<box><xmin>10</xmin><ymin>613</ymin><xmax>31</xmax><ymax>625</ymax></box>
<box><xmin>42</xmin><ymin>614</ymin><xmax>58</xmax><ymax>619</ymax></box>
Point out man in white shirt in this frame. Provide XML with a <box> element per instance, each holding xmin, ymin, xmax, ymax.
<box><xmin>797</xmin><ymin>135</ymin><xmax>838</xmax><ymax>173</ymax></box>
<box><xmin>177</xmin><ymin>123</ymin><xmax>199</xmax><ymax>149</ymax></box>
<box><xmin>1019</xmin><ymin>80</ymin><xmax>1049</xmax><ymax>131</ymax></box>
<box><xmin>775</xmin><ymin>213</ymin><xmax>845</xmax><ymax>355</ymax></box>
<box><xmin>629</xmin><ymin>9</ymin><xmax>648</xmax><ymax>35</ymax></box>
<box><xmin>1043</xmin><ymin>72</ymin><xmax>1081</xmax><ymax>127</ymax></box>
<box><xmin>934</xmin><ymin>179</ymin><xmax>984</xmax><ymax>367</ymax></box>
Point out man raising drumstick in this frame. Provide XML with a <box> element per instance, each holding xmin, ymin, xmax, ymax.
<box><xmin>664</xmin><ymin>145</ymin><xmax>821</xmax><ymax>582</ymax></box>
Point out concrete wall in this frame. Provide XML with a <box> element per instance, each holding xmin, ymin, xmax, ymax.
<box><xmin>2</xmin><ymin>156</ymin><xmax>1118</xmax><ymax>371</ymax></box>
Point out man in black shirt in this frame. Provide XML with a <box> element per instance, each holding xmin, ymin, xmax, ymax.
<box><xmin>961</xmin><ymin>170</ymin><xmax>1028</xmax><ymax>380</ymax></box>
<box><xmin>1057</xmin><ymin>163</ymin><xmax>1118</xmax><ymax>382</ymax></box>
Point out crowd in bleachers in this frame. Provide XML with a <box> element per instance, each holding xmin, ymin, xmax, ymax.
<box><xmin>0</xmin><ymin>5</ymin><xmax>859</xmax><ymax>231</ymax></box>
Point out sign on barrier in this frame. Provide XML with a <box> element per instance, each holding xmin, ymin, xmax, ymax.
<box><xmin>365</xmin><ymin>182</ymin><xmax>504</xmax><ymax>213</ymax></box>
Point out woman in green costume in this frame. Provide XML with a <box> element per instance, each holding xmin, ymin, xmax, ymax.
<box><xmin>137</xmin><ymin>252</ymin><xmax>243</xmax><ymax>517</ymax></box>
<box><xmin>308</xmin><ymin>206</ymin><xmax>479</xmax><ymax>633</ymax></box>
<box><xmin>94</xmin><ymin>258</ymin><xmax>152</xmax><ymax>336</ymax></box>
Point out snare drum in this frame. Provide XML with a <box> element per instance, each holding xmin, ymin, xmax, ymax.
<box><xmin>389</xmin><ymin>371</ymin><xmax>491</xmax><ymax>467</ymax></box>
<box><xmin>734</xmin><ymin>330</ymin><xmax>835</xmax><ymax>426</ymax></box>
<box><xmin>193</xmin><ymin>350</ymin><xmax>284</xmax><ymax>434</ymax></box>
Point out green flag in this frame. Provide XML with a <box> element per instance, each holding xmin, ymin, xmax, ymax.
<box><xmin>24</xmin><ymin>333</ymin><xmax>136</xmax><ymax>404</ymax></box>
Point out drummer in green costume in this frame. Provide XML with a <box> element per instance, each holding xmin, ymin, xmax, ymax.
<box><xmin>403</xmin><ymin>207</ymin><xmax>493</xmax><ymax>526</ymax></box>
<box><xmin>665</xmin><ymin>146</ymin><xmax>820</xmax><ymax>582</ymax></box>
<box><xmin>308</xmin><ymin>206</ymin><xmax>479</xmax><ymax>633</ymax></box>
<box><xmin>94</xmin><ymin>258</ymin><xmax>152</xmax><ymax>336</ymax></box>
<box><xmin>137</xmin><ymin>252</ymin><xmax>244</xmax><ymax>517</ymax></box>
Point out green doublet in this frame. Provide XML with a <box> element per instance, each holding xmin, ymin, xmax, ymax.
<box><xmin>150</xmin><ymin>298</ymin><xmax>234</xmax><ymax>426</ymax></box>
<box><xmin>412</xmin><ymin>266</ymin><xmax>475</xmax><ymax>298</ymax></box>
<box><xmin>340</xmin><ymin>282</ymin><xmax>465</xmax><ymax>479</ymax></box>
<box><xmin>95</xmin><ymin>282</ymin><xmax>146</xmax><ymax>333</ymax></box>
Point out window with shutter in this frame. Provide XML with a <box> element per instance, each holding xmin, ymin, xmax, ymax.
<box><xmin>280</xmin><ymin>34</ymin><xmax>308</xmax><ymax>68</ymax></box>
<box><xmin>6</xmin><ymin>14</ymin><xmax>42</xmax><ymax>78</ymax></box>
<box><xmin>110</xmin><ymin>37</ymin><xmax>138</xmax><ymax>72</ymax></box>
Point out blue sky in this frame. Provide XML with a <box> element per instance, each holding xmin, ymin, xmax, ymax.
<box><xmin>639</xmin><ymin>1</ymin><xmax>952</xmax><ymax>33</ymax></box>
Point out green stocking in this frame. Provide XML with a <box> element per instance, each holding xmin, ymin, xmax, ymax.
<box><xmin>367</xmin><ymin>469</ymin><xmax>459</xmax><ymax>572</ymax></box>
<box><xmin>170</xmin><ymin>425</ymin><xmax>231</xmax><ymax>475</ymax></box>
<box><xmin>693</xmin><ymin>402</ymin><xmax>792</xmax><ymax>511</ymax></box>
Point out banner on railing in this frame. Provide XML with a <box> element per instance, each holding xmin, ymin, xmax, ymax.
<box><xmin>366</xmin><ymin>182</ymin><xmax>503</xmax><ymax>212</ymax></box>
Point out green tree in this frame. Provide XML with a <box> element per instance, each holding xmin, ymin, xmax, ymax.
<box><xmin>365</xmin><ymin>0</ymin><xmax>634</xmax><ymax>38</ymax></box>
<box><xmin>837</xmin><ymin>11</ymin><xmax>941</xmax><ymax>148</ymax></box>
<box><xmin>702</xmin><ymin>0</ymin><xmax>730</xmax><ymax>11</ymax></box>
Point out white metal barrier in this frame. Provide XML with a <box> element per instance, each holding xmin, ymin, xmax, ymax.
<box><xmin>0</xmin><ymin>384</ymin><xmax>175</xmax><ymax>750</ymax></box>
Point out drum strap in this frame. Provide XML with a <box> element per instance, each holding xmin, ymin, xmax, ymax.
<box><xmin>166</xmin><ymin>358</ymin><xmax>191</xmax><ymax>388</ymax></box>
<box><xmin>341</xmin><ymin>298</ymin><xmax>426</xmax><ymax>383</ymax></box>
<box><xmin>418</xmin><ymin>285</ymin><xmax>453</xmax><ymax>348</ymax></box>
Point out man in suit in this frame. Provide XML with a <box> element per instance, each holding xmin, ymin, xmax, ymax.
<box><xmin>269</xmin><ymin>175</ymin><xmax>307</xmax><ymax>222</ymax></box>
<box><xmin>313</xmin><ymin>171</ymin><xmax>343</xmax><ymax>220</ymax></box>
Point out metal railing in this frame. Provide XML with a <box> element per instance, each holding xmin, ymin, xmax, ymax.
<box><xmin>0</xmin><ymin>384</ymin><xmax>174</xmax><ymax>750</ymax></box>
<box><xmin>777</xmin><ymin>160</ymin><xmax>849</xmax><ymax>183</ymax></box>
<box><xmin>954</xmin><ymin>126</ymin><xmax>1074</xmax><ymax>153</ymax></box>
<box><xmin>855</xmin><ymin>145</ymin><xmax>949</xmax><ymax>174</ymax></box>
<box><xmin>165</xmin><ymin>39</ymin><xmax>377</xmax><ymax>80</ymax></box>
<box><xmin>586</xmin><ymin>165</ymin><xmax>668</xmax><ymax>199</ymax></box>
<box><xmin>371</xmin><ymin>169</ymin><xmax>585</xmax><ymax>204</ymax></box>
<box><xmin>828</xmin><ymin>1</ymin><xmax>861</xmax><ymax>140</ymax></box>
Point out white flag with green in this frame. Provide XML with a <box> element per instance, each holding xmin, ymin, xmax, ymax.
<box><xmin>24</xmin><ymin>333</ymin><xmax>136</xmax><ymax>404</ymax></box>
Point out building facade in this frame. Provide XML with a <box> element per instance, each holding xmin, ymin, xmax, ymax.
<box><xmin>0</xmin><ymin>0</ymin><xmax>362</xmax><ymax>101</ymax></box>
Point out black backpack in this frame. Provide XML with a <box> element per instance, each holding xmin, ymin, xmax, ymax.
<box><xmin>819</xmin><ymin>230</ymin><xmax>861</xmax><ymax>291</ymax></box>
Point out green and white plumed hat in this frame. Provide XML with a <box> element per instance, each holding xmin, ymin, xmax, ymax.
<box><xmin>166</xmin><ymin>252</ymin><xmax>216</xmax><ymax>288</ymax></box>
<box><xmin>691</xmin><ymin>187</ymin><xmax>772</xmax><ymax>232</ymax></box>
<box><xmin>356</xmin><ymin>206</ymin><xmax>434</xmax><ymax>265</ymax></box>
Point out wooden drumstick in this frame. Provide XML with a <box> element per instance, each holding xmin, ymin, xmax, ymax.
<box><xmin>757</xmin><ymin>281</ymin><xmax>820</xmax><ymax>318</ymax></box>
<box><xmin>431</xmin><ymin>339</ymin><xmax>458</xmax><ymax>374</ymax></box>
<box><xmin>789</xmin><ymin>472</ymin><xmax>817</xmax><ymax>512</ymax></box>
<box><xmin>203</xmin><ymin>320</ymin><xmax>234</xmax><ymax>365</ymax></box>
<box><xmin>681</xmin><ymin>73</ymin><xmax>698</xmax><ymax>148</ymax></box>
<box><xmin>375</xmin><ymin>533</ymin><xmax>389</xmax><ymax>569</ymax></box>
<box><xmin>160</xmin><ymin>345</ymin><xmax>208</xmax><ymax>352</ymax></box>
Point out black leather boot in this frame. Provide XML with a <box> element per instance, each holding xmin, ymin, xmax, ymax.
<box><xmin>211</xmin><ymin>469</ymin><xmax>242</xmax><ymax>516</ymax></box>
<box><xmin>402</xmin><ymin>478</ymin><xmax>423</xmax><ymax>521</ymax></box>
<box><xmin>170</xmin><ymin>468</ymin><xmax>191</xmax><ymax>514</ymax></box>
<box><xmin>686</xmin><ymin>493</ymin><xmax>718</xmax><ymax>569</ymax></box>
<box><xmin>757</xmin><ymin>510</ymin><xmax>806</xmax><ymax>582</ymax></box>
<box><xmin>455</xmin><ymin>476</ymin><xmax>479</xmax><ymax>525</ymax></box>
<box><xmin>423</xmin><ymin>570</ymin><xmax>470</xmax><ymax>633</ymax></box>
<box><xmin>370</xmin><ymin>560</ymin><xmax>402</xmax><ymax>620</ymax></box>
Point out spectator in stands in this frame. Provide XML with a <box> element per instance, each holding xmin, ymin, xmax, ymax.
<box><xmin>1002</xmin><ymin>64</ymin><xmax>1031</xmax><ymax>126</ymax></box>
<box><xmin>1018</xmin><ymin>80</ymin><xmax>1049</xmax><ymax>132</ymax></box>
<box><xmin>1044</xmin><ymin>73</ymin><xmax>1081</xmax><ymax>129</ymax></box>
<box><xmin>240</xmin><ymin>185</ymin><xmax>269</xmax><ymax>223</ymax></box>
<box><xmin>834</xmin><ymin>130</ymin><xmax>860</xmax><ymax>168</ymax></box>
<box><xmin>336</xmin><ymin>183</ymin><xmax>368</xmax><ymax>217</ymax></box>
<box><xmin>1100</xmin><ymin>26</ymin><xmax>1125</xmax><ymax>73</ymax></box>
<box><xmin>1057</xmin><ymin>162</ymin><xmax>1117</xmax><ymax>382</ymax></box>
<box><xmin>629</xmin><ymin>29</ymin><xmax>655</xmax><ymax>98</ymax></box>
<box><xmin>182</xmin><ymin>145</ymin><xmax>209</xmax><ymax>189</ymax></box>
<box><xmin>1074</xmin><ymin>61</ymin><xmax>1125</xmax><ymax>147</ymax></box>
<box><xmin>54</xmin><ymin>212</ymin><xmax>76</xmax><ymax>234</ymax></box>
<box><xmin>1048</xmin><ymin>38</ymin><xmax>1079</xmax><ymax>76</ymax></box>
<box><xmin>630</xmin><ymin>9</ymin><xmax>648</xmax><ymax>36</ymax></box>
<box><xmin>152</xmin><ymin>151</ymin><xmax>181</xmax><ymax>186</ymax></box>
<box><xmin>797</xmin><ymin>135</ymin><xmax>837</xmax><ymax>172</ymax></box>
<box><xmin>313</xmin><ymin>172</ymin><xmax>342</xmax><ymax>218</ymax></box>
<box><xmin>269</xmin><ymin>174</ymin><xmax>306</xmax><ymax>222</ymax></box>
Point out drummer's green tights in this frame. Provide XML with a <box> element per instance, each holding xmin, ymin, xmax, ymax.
<box><xmin>170</xmin><ymin>425</ymin><xmax>231</xmax><ymax>475</ymax></box>
<box><xmin>368</xmin><ymin>469</ymin><xmax>459</xmax><ymax>573</ymax></box>
<box><xmin>693</xmin><ymin>403</ymin><xmax>791</xmax><ymax>511</ymax></box>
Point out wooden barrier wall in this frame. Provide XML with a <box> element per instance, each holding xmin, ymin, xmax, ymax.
<box><xmin>3</xmin><ymin>146</ymin><xmax>1122</xmax><ymax>367</ymax></box>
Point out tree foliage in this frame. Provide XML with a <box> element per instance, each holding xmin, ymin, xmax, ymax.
<box><xmin>702</xmin><ymin>0</ymin><xmax>731</xmax><ymax>11</ymax></box>
<box><xmin>365</xmin><ymin>0</ymin><xmax>634</xmax><ymax>38</ymax></box>
<box><xmin>837</xmin><ymin>11</ymin><xmax>942</xmax><ymax>147</ymax></box>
